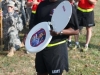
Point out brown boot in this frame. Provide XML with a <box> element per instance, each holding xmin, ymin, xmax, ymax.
<box><xmin>7</xmin><ymin>47</ymin><xmax>15</xmax><ymax>57</ymax></box>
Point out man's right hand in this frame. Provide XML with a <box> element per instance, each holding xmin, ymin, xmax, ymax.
<box><xmin>50</xmin><ymin>30</ymin><xmax>60</xmax><ymax>36</ymax></box>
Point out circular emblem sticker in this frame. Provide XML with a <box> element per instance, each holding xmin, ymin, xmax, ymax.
<box><xmin>30</xmin><ymin>28</ymin><xmax>46</xmax><ymax>47</ymax></box>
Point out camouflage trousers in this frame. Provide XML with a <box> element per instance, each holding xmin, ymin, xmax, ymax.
<box><xmin>3</xmin><ymin>30</ymin><xmax>21</xmax><ymax>50</ymax></box>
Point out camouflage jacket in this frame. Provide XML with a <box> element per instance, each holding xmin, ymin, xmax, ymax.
<box><xmin>3</xmin><ymin>11</ymin><xmax>23</xmax><ymax>37</ymax></box>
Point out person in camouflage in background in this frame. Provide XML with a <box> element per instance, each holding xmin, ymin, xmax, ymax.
<box><xmin>2</xmin><ymin>0</ymin><xmax>27</xmax><ymax>28</ymax></box>
<box><xmin>13</xmin><ymin>0</ymin><xmax>27</xmax><ymax>27</ymax></box>
<box><xmin>3</xmin><ymin>1</ymin><xmax>24</xmax><ymax>57</ymax></box>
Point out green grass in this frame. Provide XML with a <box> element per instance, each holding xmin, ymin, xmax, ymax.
<box><xmin>0</xmin><ymin>1</ymin><xmax>100</xmax><ymax>75</ymax></box>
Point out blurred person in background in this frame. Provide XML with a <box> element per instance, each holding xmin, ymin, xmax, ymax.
<box><xmin>73</xmin><ymin>0</ymin><xmax>98</xmax><ymax>51</ymax></box>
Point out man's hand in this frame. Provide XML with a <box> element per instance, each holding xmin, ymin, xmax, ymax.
<box><xmin>88</xmin><ymin>0</ymin><xmax>98</xmax><ymax>5</ymax></box>
<box><xmin>50</xmin><ymin>30</ymin><xmax>60</xmax><ymax>36</ymax></box>
<box><xmin>33</xmin><ymin>0</ymin><xmax>39</xmax><ymax>5</ymax></box>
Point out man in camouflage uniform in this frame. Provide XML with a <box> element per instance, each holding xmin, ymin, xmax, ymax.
<box><xmin>13</xmin><ymin>0</ymin><xmax>27</xmax><ymax>27</ymax></box>
<box><xmin>3</xmin><ymin>1</ymin><xmax>24</xmax><ymax>57</ymax></box>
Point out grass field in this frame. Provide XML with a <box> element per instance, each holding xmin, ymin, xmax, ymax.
<box><xmin>0</xmin><ymin>1</ymin><xmax>100</xmax><ymax>75</ymax></box>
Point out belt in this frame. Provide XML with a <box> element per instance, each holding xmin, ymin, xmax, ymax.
<box><xmin>77</xmin><ymin>7</ymin><xmax>93</xmax><ymax>12</ymax></box>
<box><xmin>32</xmin><ymin>10</ymin><xmax>36</xmax><ymax>14</ymax></box>
<box><xmin>47</xmin><ymin>40</ymin><xmax>66</xmax><ymax>47</ymax></box>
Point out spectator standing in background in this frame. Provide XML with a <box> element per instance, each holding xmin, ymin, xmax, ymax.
<box><xmin>73</xmin><ymin>0</ymin><xmax>98</xmax><ymax>51</ymax></box>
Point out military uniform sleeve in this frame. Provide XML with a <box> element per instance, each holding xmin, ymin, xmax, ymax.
<box><xmin>16</xmin><ymin>16</ymin><xmax>23</xmax><ymax>31</ymax></box>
